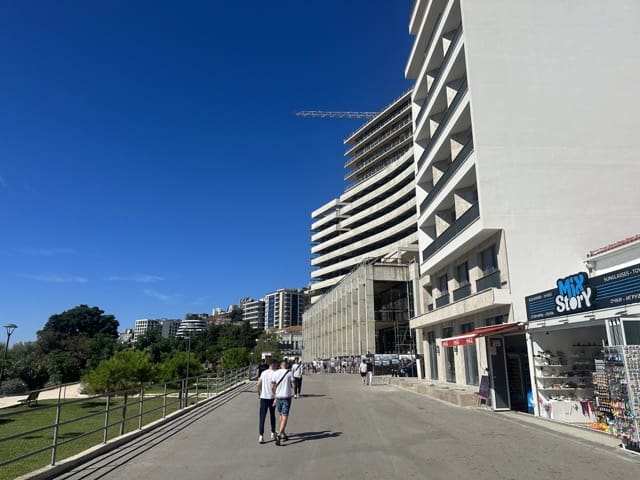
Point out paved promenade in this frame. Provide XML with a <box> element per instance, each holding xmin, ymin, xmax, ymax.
<box><xmin>48</xmin><ymin>374</ymin><xmax>639</xmax><ymax>480</ymax></box>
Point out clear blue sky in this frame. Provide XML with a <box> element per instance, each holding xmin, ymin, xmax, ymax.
<box><xmin>0</xmin><ymin>1</ymin><xmax>414</xmax><ymax>343</ymax></box>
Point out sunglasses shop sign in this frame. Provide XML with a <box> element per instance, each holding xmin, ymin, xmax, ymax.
<box><xmin>525</xmin><ymin>263</ymin><xmax>640</xmax><ymax>321</ymax></box>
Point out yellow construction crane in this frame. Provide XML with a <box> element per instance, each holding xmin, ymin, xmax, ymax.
<box><xmin>294</xmin><ymin>111</ymin><xmax>377</xmax><ymax>119</ymax></box>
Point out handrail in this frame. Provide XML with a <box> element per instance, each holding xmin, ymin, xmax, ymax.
<box><xmin>344</xmin><ymin>103</ymin><xmax>412</xmax><ymax>155</ymax></box>
<box><xmin>345</xmin><ymin>132</ymin><xmax>413</xmax><ymax>181</ymax></box>
<box><xmin>418</xmin><ymin>137</ymin><xmax>474</xmax><ymax>214</ymax></box>
<box><xmin>345</xmin><ymin>116</ymin><xmax>412</xmax><ymax>167</ymax></box>
<box><xmin>415</xmin><ymin>23</ymin><xmax>463</xmax><ymax>128</ymax></box>
<box><xmin>417</xmin><ymin>78</ymin><xmax>468</xmax><ymax>172</ymax></box>
<box><xmin>422</xmin><ymin>203</ymin><xmax>480</xmax><ymax>261</ymax></box>
<box><xmin>0</xmin><ymin>366</ymin><xmax>250</xmax><ymax>476</ymax></box>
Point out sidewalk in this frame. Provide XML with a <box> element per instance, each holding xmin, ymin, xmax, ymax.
<box><xmin>384</xmin><ymin>375</ymin><xmax>622</xmax><ymax>450</ymax></box>
<box><xmin>0</xmin><ymin>383</ymin><xmax>85</xmax><ymax>409</ymax></box>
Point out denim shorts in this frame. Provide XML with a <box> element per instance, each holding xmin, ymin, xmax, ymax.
<box><xmin>276</xmin><ymin>398</ymin><xmax>292</xmax><ymax>416</ymax></box>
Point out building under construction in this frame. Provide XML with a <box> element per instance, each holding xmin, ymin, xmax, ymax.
<box><xmin>303</xmin><ymin>91</ymin><xmax>418</xmax><ymax>359</ymax></box>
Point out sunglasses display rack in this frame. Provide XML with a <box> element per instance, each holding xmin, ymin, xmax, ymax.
<box><xmin>602</xmin><ymin>346</ymin><xmax>640</xmax><ymax>453</ymax></box>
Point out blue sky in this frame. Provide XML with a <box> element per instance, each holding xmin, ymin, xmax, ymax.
<box><xmin>0</xmin><ymin>1</ymin><xmax>414</xmax><ymax>343</ymax></box>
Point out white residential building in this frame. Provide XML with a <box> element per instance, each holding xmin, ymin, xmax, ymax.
<box><xmin>406</xmin><ymin>0</ymin><xmax>640</xmax><ymax>411</ymax></box>
<box><xmin>264</xmin><ymin>288</ymin><xmax>306</xmax><ymax>330</ymax></box>
<box><xmin>244</xmin><ymin>299</ymin><xmax>266</xmax><ymax>330</ymax></box>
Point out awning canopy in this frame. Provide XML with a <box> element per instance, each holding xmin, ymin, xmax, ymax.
<box><xmin>441</xmin><ymin>322</ymin><xmax>524</xmax><ymax>347</ymax></box>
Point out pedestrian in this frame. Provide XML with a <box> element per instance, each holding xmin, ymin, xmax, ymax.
<box><xmin>257</xmin><ymin>356</ymin><xmax>269</xmax><ymax>379</ymax></box>
<box><xmin>291</xmin><ymin>357</ymin><xmax>303</xmax><ymax>398</ymax></box>
<box><xmin>256</xmin><ymin>360</ymin><xmax>277</xmax><ymax>444</ymax></box>
<box><xmin>359</xmin><ymin>358</ymin><xmax>368</xmax><ymax>385</ymax></box>
<box><xmin>366</xmin><ymin>358</ymin><xmax>374</xmax><ymax>385</ymax></box>
<box><xmin>272</xmin><ymin>360</ymin><xmax>295</xmax><ymax>446</ymax></box>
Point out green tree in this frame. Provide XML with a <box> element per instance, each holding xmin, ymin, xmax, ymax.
<box><xmin>219</xmin><ymin>347</ymin><xmax>250</xmax><ymax>371</ymax></box>
<box><xmin>253</xmin><ymin>332</ymin><xmax>281</xmax><ymax>363</ymax></box>
<box><xmin>82</xmin><ymin>350</ymin><xmax>157</xmax><ymax>394</ymax></box>
<box><xmin>46</xmin><ymin>351</ymin><xmax>82</xmax><ymax>384</ymax></box>
<box><xmin>159</xmin><ymin>351</ymin><xmax>204</xmax><ymax>382</ymax></box>
<box><xmin>37</xmin><ymin>305</ymin><xmax>119</xmax><ymax>380</ymax></box>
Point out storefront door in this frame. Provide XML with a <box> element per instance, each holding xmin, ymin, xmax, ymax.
<box><xmin>488</xmin><ymin>337</ymin><xmax>510</xmax><ymax>410</ymax></box>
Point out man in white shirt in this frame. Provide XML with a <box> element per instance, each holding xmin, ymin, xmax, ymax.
<box><xmin>272</xmin><ymin>360</ymin><xmax>295</xmax><ymax>446</ymax></box>
<box><xmin>256</xmin><ymin>360</ymin><xmax>277</xmax><ymax>444</ymax></box>
<box><xmin>291</xmin><ymin>358</ymin><xmax>303</xmax><ymax>398</ymax></box>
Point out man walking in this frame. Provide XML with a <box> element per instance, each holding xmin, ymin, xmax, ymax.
<box><xmin>256</xmin><ymin>360</ymin><xmax>277</xmax><ymax>444</ymax></box>
<box><xmin>366</xmin><ymin>358</ymin><xmax>374</xmax><ymax>386</ymax></box>
<box><xmin>272</xmin><ymin>360</ymin><xmax>295</xmax><ymax>446</ymax></box>
<box><xmin>291</xmin><ymin>358</ymin><xmax>303</xmax><ymax>398</ymax></box>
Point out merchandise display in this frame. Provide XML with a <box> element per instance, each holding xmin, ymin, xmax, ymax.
<box><xmin>596</xmin><ymin>346</ymin><xmax>640</xmax><ymax>453</ymax></box>
<box><xmin>534</xmin><ymin>344</ymin><xmax>602</xmax><ymax>423</ymax></box>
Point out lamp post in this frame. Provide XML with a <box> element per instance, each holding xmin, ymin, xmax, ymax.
<box><xmin>0</xmin><ymin>323</ymin><xmax>17</xmax><ymax>387</ymax></box>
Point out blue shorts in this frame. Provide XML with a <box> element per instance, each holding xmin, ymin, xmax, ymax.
<box><xmin>276</xmin><ymin>398</ymin><xmax>292</xmax><ymax>416</ymax></box>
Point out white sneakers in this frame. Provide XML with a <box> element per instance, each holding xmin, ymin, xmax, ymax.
<box><xmin>271</xmin><ymin>432</ymin><xmax>276</xmax><ymax>440</ymax></box>
<box><xmin>258</xmin><ymin>435</ymin><xmax>264</xmax><ymax>444</ymax></box>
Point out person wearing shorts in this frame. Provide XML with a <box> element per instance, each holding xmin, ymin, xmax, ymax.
<box><xmin>272</xmin><ymin>360</ymin><xmax>295</xmax><ymax>446</ymax></box>
<box><xmin>360</xmin><ymin>358</ymin><xmax>368</xmax><ymax>384</ymax></box>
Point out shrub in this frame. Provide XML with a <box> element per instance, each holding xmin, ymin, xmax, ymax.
<box><xmin>0</xmin><ymin>378</ymin><xmax>27</xmax><ymax>395</ymax></box>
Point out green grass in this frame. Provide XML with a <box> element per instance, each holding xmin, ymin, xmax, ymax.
<box><xmin>0</xmin><ymin>393</ymin><xmax>189</xmax><ymax>480</ymax></box>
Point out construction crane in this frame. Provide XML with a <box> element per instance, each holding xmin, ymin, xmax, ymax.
<box><xmin>294</xmin><ymin>110</ymin><xmax>378</xmax><ymax>119</ymax></box>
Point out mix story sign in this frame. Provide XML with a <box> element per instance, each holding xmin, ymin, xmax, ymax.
<box><xmin>525</xmin><ymin>263</ymin><xmax>640</xmax><ymax>321</ymax></box>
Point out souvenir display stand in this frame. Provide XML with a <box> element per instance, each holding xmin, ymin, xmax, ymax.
<box><xmin>594</xmin><ymin>346</ymin><xmax>640</xmax><ymax>453</ymax></box>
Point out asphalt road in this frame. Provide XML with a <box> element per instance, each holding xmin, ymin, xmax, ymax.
<box><xmin>55</xmin><ymin>374</ymin><xmax>640</xmax><ymax>480</ymax></box>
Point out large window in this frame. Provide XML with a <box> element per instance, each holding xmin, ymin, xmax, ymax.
<box><xmin>442</xmin><ymin>326</ymin><xmax>456</xmax><ymax>383</ymax></box>
<box><xmin>438</xmin><ymin>273</ymin><xmax>449</xmax><ymax>294</ymax></box>
<box><xmin>427</xmin><ymin>330</ymin><xmax>438</xmax><ymax>380</ymax></box>
<box><xmin>480</xmin><ymin>245</ymin><xmax>498</xmax><ymax>274</ymax></box>
<box><xmin>456</xmin><ymin>261</ymin><xmax>469</xmax><ymax>286</ymax></box>
<box><xmin>461</xmin><ymin>322</ymin><xmax>479</xmax><ymax>386</ymax></box>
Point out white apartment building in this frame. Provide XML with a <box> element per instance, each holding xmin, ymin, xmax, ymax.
<box><xmin>244</xmin><ymin>299</ymin><xmax>266</xmax><ymax>330</ymax></box>
<box><xmin>264</xmin><ymin>288</ymin><xmax>306</xmax><ymax>330</ymax></box>
<box><xmin>176</xmin><ymin>318</ymin><xmax>206</xmax><ymax>337</ymax></box>
<box><xmin>304</xmin><ymin>92</ymin><xmax>419</xmax><ymax>360</ymax></box>
<box><xmin>134</xmin><ymin>318</ymin><xmax>180</xmax><ymax>340</ymax></box>
<box><xmin>406</xmin><ymin>0</ymin><xmax>640</xmax><ymax>410</ymax></box>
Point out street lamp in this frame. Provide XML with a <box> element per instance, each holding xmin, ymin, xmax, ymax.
<box><xmin>0</xmin><ymin>323</ymin><xmax>17</xmax><ymax>386</ymax></box>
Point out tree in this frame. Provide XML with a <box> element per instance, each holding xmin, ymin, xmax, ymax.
<box><xmin>37</xmin><ymin>305</ymin><xmax>119</xmax><ymax>380</ymax></box>
<box><xmin>82</xmin><ymin>350</ymin><xmax>157</xmax><ymax>394</ymax></box>
<box><xmin>219</xmin><ymin>347</ymin><xmax>250</xmax><ymax>371</ymax></box>
<box><xmin>159</xmin><ymin>351</ymin><xmax>203</xmax><ymax>382</ymax></box>
<box><xmin>253</xmin><ymin>332</ymin><xmax>281</xmax><ymax>362</ymax></box>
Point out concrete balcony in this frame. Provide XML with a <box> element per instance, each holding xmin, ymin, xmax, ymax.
<box><xmin>410</xmin><ymin>287</ymin><xmax>512</xmax><ymax>330</ymax></box>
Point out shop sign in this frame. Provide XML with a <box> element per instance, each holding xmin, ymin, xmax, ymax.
<box><xmin>525</xmin><ymin>262</ymin><xmax>640</xmax><ymax>321</ymax></box>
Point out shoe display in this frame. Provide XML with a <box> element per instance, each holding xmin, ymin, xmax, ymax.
<box><xmin>258</xmin><ymin>435</ymin><xmax>264</xmax><ymax>444</ymax></box>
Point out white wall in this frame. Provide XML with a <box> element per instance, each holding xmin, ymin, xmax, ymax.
<box><xmin>461</xmin><ymin>0</ymin><xmax>640</xmax><ymax>320</ymax></box>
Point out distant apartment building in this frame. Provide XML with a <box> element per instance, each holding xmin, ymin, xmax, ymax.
<box><xmin>264</xmin><ymin>288</ymin><xmax>306</xmax><ymax>330</ymax></box>
<box><xmin>176</xmin><ymin>317</ymin><xmax>207</xmax><ymax>337</ymax></box>
<box><xmin>303</xmin><ymin>91</ymin><xmax>419</xmax><ymax>360</ymax></box>
<box><xmin>244</xmin><ymin>299</ymin><xmax>266</xmax><ymax>330</ymax></box>
<box><xmin>406</xmin><ymin>0</ymin><xmax>640</xmax><ymax>408</ymax></box>
<box><xmin>134</xmin><ymin>318</ymin><xmax>180</xmax><ymax>340</ymax></box>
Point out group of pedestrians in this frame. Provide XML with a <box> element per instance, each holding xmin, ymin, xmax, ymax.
<box><xmin>256</xmin><ymin>357</ymin><xmax>304</xmax><ymax>446</ymax></box>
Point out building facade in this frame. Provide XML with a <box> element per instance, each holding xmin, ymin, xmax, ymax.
<box><xmin>134</xmin><ymin>318</ymin><xmax>181</xmax><ymax>340</ymax></box>
<box><xmin>264</xmin><ymin>288</ymin><xmax>306</xmax><ymax>330</ymax></box>
<box><xmin>406</xmin><ymin>0</ymin><xmax>640</xmax><ymax>410</ymax></box>
<box><xmin>304</xmin><ymin>91</ymin><xmax>419</xmax><ymax>360</ymax></box>
<box><xmin>244</xmin><ymin>299</ymin><xmax>266</xmax><ymax>330</ymax></box>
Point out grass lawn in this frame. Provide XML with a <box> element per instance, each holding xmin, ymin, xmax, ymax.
<box><xmin>0</xmin><ymin>393</ymin><xmax>188</xmax><ymax>480</ymax></box>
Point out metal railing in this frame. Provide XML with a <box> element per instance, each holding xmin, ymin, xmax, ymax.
<box><xmin>435</xmin><ymin>293</ymin><xmax>451</xmax><ymax>308</ymax></box>
<box><xmin>415</xmin><ymin>23</ymin><xmax>463</xmax><ymax>128</ymax></box>
<box><xmin>0</xmin><ymin>367</ymin><xmax>250</xmax><ymax>477</ymax></box>
<box><xmin>452</xmin><ymin>283</ymin><xmax>472</xmax><ymax>301</ymax></box>
<box><xmin>417</xmin><ymin>78</ymin><xmax>468</xmax><ymax>172</ymax></box>
<box><xmin>476</xmin><ymin>269</ymin><xmax>502</xmax><ymax>292</ymax></box>
<box><xmin>419</xmin><ymin>137</ymin><xmax>474</xmax><ymax>214</ymax></box>
<box><xmin>422</xmin><ymin>202</ymin><xmax>480</xmax><ymax>261</ymax></box>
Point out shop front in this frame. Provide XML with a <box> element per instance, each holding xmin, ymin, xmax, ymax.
<box><xmin>441</xmin><ymin>322</ymin><xmax>530</xmax><ymax>412</ymax></box>
<box><xmin>525</xmin><ymin>261</ymin><xmax>640</xmax><ymax>451</ymax></box>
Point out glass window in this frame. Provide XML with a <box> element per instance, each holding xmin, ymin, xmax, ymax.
<box><xmin>480</xmin><ymin>245</ymin><xmax>498</xmax><ymax>274</ymax></box>
<box><xmin>438</xmin><ymin>274</ymin><xmax>449</xmax><ymax>294</ymax></box>
<box><xmin>427</xmin><ymin>330</ymin><xmax>438</xmax><ymax>380</ymax></box>
<box><xmin>461</xmin><ymin>322</ymin><xmax>479</xmax><ymax>386</ymax></box>
<box><xmin>456</xmin><ymin>262</ymin><xmax>469</xmax><ymax>286</ymax></box>
<box><xmin>442</xmin><ymin>327</ymin><xmax>456</xmax><ymax>383</ymax></box>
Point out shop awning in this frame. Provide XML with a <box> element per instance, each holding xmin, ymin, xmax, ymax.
<box><xmin>441</xmin><ymin>322</ymin><xmax>524</xmax><ymax>347</ymax></box>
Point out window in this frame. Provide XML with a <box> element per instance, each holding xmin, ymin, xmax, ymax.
<box><xmin>461</xmin><ymin>322</ymin><xmax>479</xmax><ymax>386</ymax></box>
<box><xmin>480</xmin><ymin>245</ymin><xmax>498</xmax><ymax>274</ymax></box>
<box><xmin>456</xmin><ymin>261</ymin><xmax>469</xmax><ymax>286</ymax></box>
<box><xmin>485</xmin><ymin>315</ymin><xmax>505</xmax><ymax>327</ymax></box>
<box><xmin>438</xmin><ymin>274</ymin><xmax>449</xmax><ymax>295</ymax></box>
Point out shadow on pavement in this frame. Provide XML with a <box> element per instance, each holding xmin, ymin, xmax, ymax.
<box><xmin>283</xmin><ymin>430</ymin><xmax>342</xmax><ymax>445</ymax></box>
